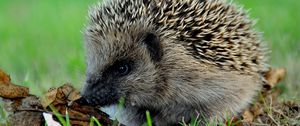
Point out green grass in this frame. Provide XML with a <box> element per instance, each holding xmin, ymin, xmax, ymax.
<box><xmin>0</xmin><ymin>0</ymin><xmax>299</xmax><ymax>124</ymax></box>
<box><xmin>89</xmin><ymin>116</ymin><xmax>102</xmax><ymax>126</ymax></box>
<box><xmin>0</xmin><ymin>0</ymin><xmax>98</xmax><ymax>95</ymax></box>
<box><xmin>145</xmin><ymin>111</ymin><xmax>153</xmax><ymax>126</ymax></box>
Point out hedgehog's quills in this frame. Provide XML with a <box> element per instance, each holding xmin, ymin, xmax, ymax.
<box><xmin>81</xmin><ymin>0</ymin><xmax>268</xmax><ymax>125</ymax></box>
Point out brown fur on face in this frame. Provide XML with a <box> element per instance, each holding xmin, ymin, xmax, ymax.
<box><xmin>81</xmin><ymin>0</ymin><xmax>268</xmax><ymax>125</ymax></box>
<box><xmin>82</xmin><ymin>23</ymin><xmax>162</xmax><ymax>106</ymax></box>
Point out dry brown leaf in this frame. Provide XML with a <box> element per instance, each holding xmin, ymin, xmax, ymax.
<box><xmin>41</xmin><ymin>84</ymin><xmax>81</xmax><ymax>108</ymax></box>
<box><xmin>40</xmin><ymin>84</ymin><xmax>113</xmax><ymax>125</ymax></box>
<box><xmin>0</xmin><ymin>69</ymin><xmax>29</xmax><ymax>98</ymax></box>
<box><xmin>249</xmin><ymin>103</ymin><xmax>263</xmax><ymax>118</ymax></box>
<box><xmin>242</xmin><ymin>110</ymin><xmax>254</xmax><ymax>122</ymax></box>
<box><xmin>41</xmin><ymin>88</ymin><xmax>58</xmax><ymax>108</ymax></box>
<box><xmin>60</xmin><ymin>84</ymin><xmax>81</xmax><ymax>102</ymax></box>
<box><xmin>264</xmin><ymin>68</ymin><xmax>286</xmax><ymax>88</ymax></box>
<box><xmin>69</xmin><ymin>101</ymin><xmax>113</xmax><ymax>125</ymax></box>
<box><xmin>0</xmin><ymin>69</ymin><xmax>11</xmax><ymax>84</ymax></box>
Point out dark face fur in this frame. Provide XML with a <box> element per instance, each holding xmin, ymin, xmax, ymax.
<box><xmin>81</xmin><ymin>23</ymin><xmax>164</xmax><ymax>107</ymax></box>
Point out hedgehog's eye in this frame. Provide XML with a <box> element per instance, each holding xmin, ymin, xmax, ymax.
<box><xmin>111</xmin><ymin>60</ymin><xmax>132</xmax><ymax>76</ymax></box>
<box><xmin>116</xmin><ymin>63</ymin><xmax>130</xmax><ymax>75</ymax></box>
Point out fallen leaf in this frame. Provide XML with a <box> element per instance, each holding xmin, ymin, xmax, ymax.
<box><xmin>40</xmin><ymin>84</ymin><xmax>113</xmax><ymax>125</ymax></box>
<box><xmin>242</xmin><ymin>110</ymin><xmax>254</xmax><ymax>122</ymax></box>
<box><xmin>0</xmin><ymin>69</ymin><xmax>11</xmax><ymax>84</ymax></box>
<box><xmin>264</xmin><ymin>68</ymin><xmax>286</xmax><ymax>88</ymax></box>
<box><xmin>0</xmin><ymin>70</ymin><xmax>29</xmax><ymax>98</ymax></box>
<box><xmin>60</xmin><ymin>84</ymin><xmax>81</xmax><ymax>102</ymax></box>
<box><xmin>249</xmin><ymin>103</ymin><xmax>263</xmax><ymax>117</ymax></box>
<box><xmin>41</xmin><ymin>88</ymin><xmax>59</xmax><ymax>108</ymax></box>
<box><xmin>41</xmin><ymin>84</ymin><xmax>81</xmax><ymax>108</ymax></box>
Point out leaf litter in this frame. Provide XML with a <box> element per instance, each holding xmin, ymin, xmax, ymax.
<box><xmin>0</xmin><ymin>68</ymin><xmax>299</xmax><ymax>126</ymax></box>
<box><xmin>0</xmin><ymin>69</ymin><xmax>113</xmax><ymax>126</ymax></box>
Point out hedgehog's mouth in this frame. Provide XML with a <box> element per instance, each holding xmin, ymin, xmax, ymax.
<box><xmin>101</xmin><ymin>105</ymin><xmax>119</xmax><ymax>119</ymax></box>
<box><xmin>75</xmin><ymin>99</ymin><xmax>124</xmax><ymax>121</ymax></box>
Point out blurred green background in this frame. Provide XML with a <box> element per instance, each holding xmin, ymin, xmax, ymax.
<box><xmin>0</xmin><ymin>0</ymin><xmax>299</xmax><ymax>100</ymax></box>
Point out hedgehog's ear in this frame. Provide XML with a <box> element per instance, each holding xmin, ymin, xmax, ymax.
<box><xmin>143</xmin><ymin>32</ymin><xmax>162</xmax><ymax>62</ymax></box>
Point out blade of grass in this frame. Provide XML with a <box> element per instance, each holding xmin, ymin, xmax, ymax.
<box><xmin>89</xmin><ymin>116</ymin><xmax>102</xmax><ymax>126</ymax></box>
<box><xmin>146</xmin><ymin>110</ymin><xmax>152</xmax><ymax>126</ymax></box>
<box><xmin>118</xmin><ymin>97</ymin><xmax>125</xmax><ymax>109</ymax></box>
<box><xmin>65</xmin><ymin>109</ymin><xmax>70</xmax><ymax>126</ymax></box>
<box><xmin>49</xmin><ymin>105</ymin><xmax>67</xmax><ymax>126</ymax></box>
<box><xmin>0</xmin><ymin>104</ymin><xmax>7</xmax><ymax>122</ymax></box>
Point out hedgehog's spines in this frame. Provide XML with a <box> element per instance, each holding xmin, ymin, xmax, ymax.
<box><xmin>83</xmin><ymin>0</ymin><xmax>269</xmax><ymax>125</ymax></box>
<box><xmin>86</xmin><ymin>0</ymin><xmax>268</xmax><ymax>74</ymax></box>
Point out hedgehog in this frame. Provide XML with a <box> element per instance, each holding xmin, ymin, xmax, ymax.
<box><xmin>80</xmin><ymin>0</ymin><xmax>268</xmax><ymax>125</ymax></box>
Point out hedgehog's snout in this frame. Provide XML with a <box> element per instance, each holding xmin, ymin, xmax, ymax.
<box><xmin>81</xmin><ymin>75</ymin><xmax>122</xmax><ymax>107</ymax></box>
